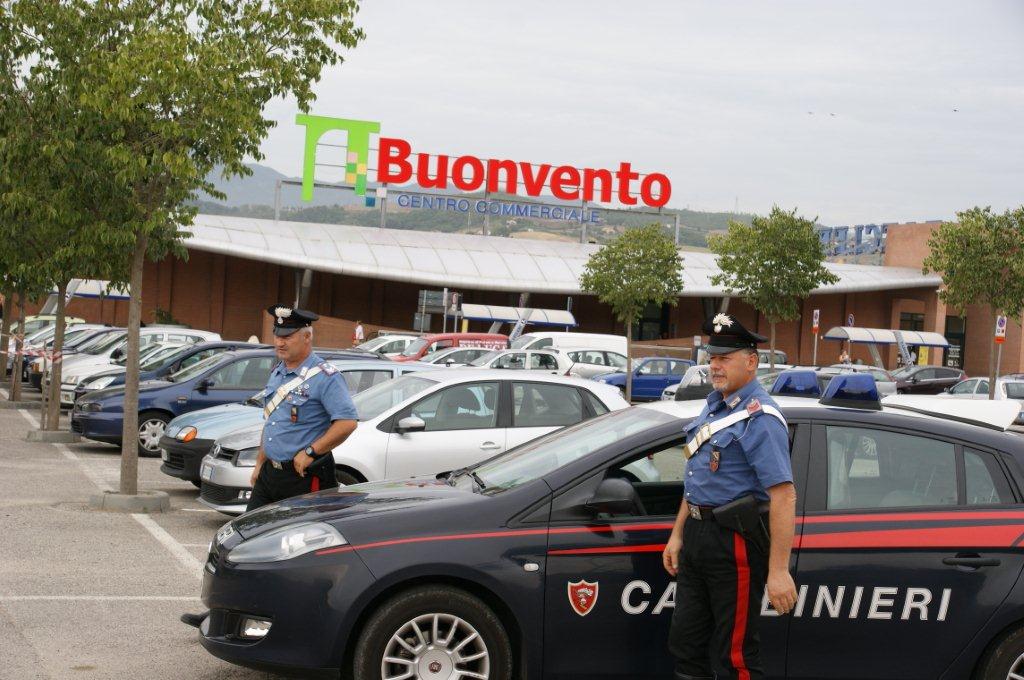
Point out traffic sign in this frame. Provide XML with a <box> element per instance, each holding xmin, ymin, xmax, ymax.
<box><xmin>812</xmin><ymin>309</ymin><xmax>820</xmax><ymax>333</ymax></box>
<box><xmin>995</xmin><ymin>315</ymin><xmax>1007</xmax><ymax>344</ymax></box>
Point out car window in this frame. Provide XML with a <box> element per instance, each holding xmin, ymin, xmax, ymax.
<box><xmin>379</xmin><ymin>339</ymin><xmax>407</xmax><ymax>354</ymax></box>
<box><xmin>207</xmin><ymin>357</ymin><xmax>275</xmax><ymax>390</ymax></box>
<box><xmin>977</xmin><ymin>381</ymin><xmax>990</xmax><ymax>395</ymax></box>
<box><xmin>915</xmin><ymin>368</ymin><xmax>937</xmax><ymax>380</ymax></box>
<box><xmin>341</xmin><ymin>369</ymin><xmax>392</xmax><ymax>394</ymax></box>
<box><xmin>950</xmin><ymin>380</ymin><xmax>976</xmax><ymax>395</ymax></box>
<box><xmin>669</xmin><ymin>360</ymin><xmax>689</xmax><ymax>375</ymax></box>
<box><xmin>638</xmin><ymin>360</ymin><xmax>668</xmax><ymax>375</ymax></box>
<box><xmin>964</xmin><ymin>449</ymin><xmax>1013</xmax><ymax>505</ymax></box>
<box><xmin>353</xmin><ymin>375</ymin><xmax>438</xmax><ymax>421</ymax></box>
<box><xmin>469</xmin><ymin>350</ymin><xmax>502</xmax><ymax>367</ymax></box>
<box><xmin>939</xmin><ymin>368</ymin><xmax>962</xmax><ymax>379</ymax></box>
<box><xmin>825</xmin><ymin>425</ymin><xmax>956</xmax><ymax>510</ymax></box>
<box><xmin>606</xmin><ymin>352</ymin><xmax>628</xmax><ymax>369</ymax></box>
<box><xmin>533</xmin><ymin>338</ymin><xmax>553</xmax><ymax>349</ymax></box>
<box><xmin>494</xmin><ymin>352</ymin><xmax>526</xmax><ymax>370</ymax></box>
<box><xmin>529</xmin><ymin>353</ymin><xmax>558</xmax><ymax>370</ymax></box>
<box><xmin>582</xmin><ymin>390</ymin><xmax>609</xmax><ymax>416</ymax></box>
<box><xmin>572</xmin><ymin>350</ymin><xmax>606</xmax><ymax>365</ymax></box>
<box><xmin>178</xmin><ymin>349</ymin><xmax>219</xmax><ymax>371</ymax></box>
<box><xmin>869</xmin><ymin>370</ymin><xmax>890</xmax><ymax>382</ymax></box>
<box><xmin>410</xmin><ymin>382</ymin><xmax>499</xmax><ymax>432</ymax></box>
<box><xmin>400</xmin><ymin>338</ymin><xmax>429</xmax><ymax>357</ymax></box>
<box><xmin>605</xmin><ymin>441</ymin><xmax>688</xmax><ymax>516</ymax></box>
<box><xmin>513</xmin><ymin>383</ymin><xmax>584</xmax><ymax>427</ymax></box>
<box><xmin>1004</xmin><ymin>382</ymin><xmax>1024</xmax><ymax>400</ymax></box>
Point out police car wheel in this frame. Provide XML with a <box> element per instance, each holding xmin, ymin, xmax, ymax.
<box><xmin>352</xmin><ymin>585</ymin><xmax>512</xmax><ymax>680</ymax></box>
<box><xmin>976</xmin><ymin>625</ymin><xmax>1024</xmax><ymax>680</ymax></box>
<box><xmin>137</xmin><ymin>411</ymin><xmax>170</xmax><ymax>456</ymax></box>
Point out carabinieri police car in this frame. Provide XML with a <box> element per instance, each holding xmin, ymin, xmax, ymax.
<box><xmin>194</xmin><ymin>374</ymin><xmax>1024</xmax><ymax>680</ymax></box>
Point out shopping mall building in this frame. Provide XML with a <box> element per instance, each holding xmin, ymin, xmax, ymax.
<box><xmin>59</xmin><ymin>214</ymin><xmax>1021</xmax><ymax>377</ymax></box>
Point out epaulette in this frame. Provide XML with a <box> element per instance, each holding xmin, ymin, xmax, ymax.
<box><xmin>319</xmin><ymin>361</ymin><xmax>337</xmax><ymax>375</ymax></box>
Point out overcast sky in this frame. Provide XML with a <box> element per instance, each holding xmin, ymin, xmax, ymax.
<box><xmin>258</xmin><ymin>0</ymin><xmax>1024</xmax><ymax>226</ymax></box>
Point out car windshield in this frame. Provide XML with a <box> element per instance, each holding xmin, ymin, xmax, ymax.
<box><xmin>420</xmin><ymin>349</ymin><xmax>452</xmax><ymax>363</ymax></box>
<box><xmin>400</xmin><ymin>338</ymin><xmax>429</xmax><ymax>357</ymax></box>
<box><xmin>356</xmin><ymin>337</ymin><xmax>387</xmax><ymax>352</ymax></box>
<box><xmin>167</xmin><ymin>353</ymin><xmax>227</xmax><ymax>383</ymax></box>
<box><xmin>140</xmin><ymin>345</ymin><xmax>189</xmax><ymax>371</ymax></box>
<box><xmin>86</xmin><ymin>332</ymin><xmax>127</xmax><ymax>355</ymax></box>
<box><xmin>509</xmin><ymin>336</ymin><xmax>534</xmax><ymax>350</ymax></box>
<box><xmin>1003</xmin><ymin>382</ymin><xmax>1024</xmax><ymax>400</ymax></box>
<box><xmin>890</xmin><ymin>366</ymin><xmax>914</xmax><ymax>378</ymax></box>
<box><xmin>352</xmin><ymin>375</ymin><xmax>438</xmax><ymax>421</ymax></box>
<box><xmin>469</xmin><ymin>350</ymin><xmax>502</xmax><ymax>367</ymax></box>
<box><xmin>23</xmin><ymin>319</ymin><xmax>50</xmax><ymax>336</ymax></box>
<box><xmin>471</xmin><ymin>408</ymin><xmax>677</xmax><ymax>492</ymax></box>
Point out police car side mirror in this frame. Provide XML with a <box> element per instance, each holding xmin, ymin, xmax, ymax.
<box><xmin>396</xmin><ymin>415</ymin><xmax>426</xmax><ymax>434</ymax></box>
<box><xmin>585</xmin><ymin>477</ymin><xmax>640</xmax><ymax>515</ymax></box>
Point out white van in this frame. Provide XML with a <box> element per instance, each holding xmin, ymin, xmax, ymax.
<box><xmin>510</xmin><ymin>331</ymin><xmax>627</xmax><ymax>356</ymax></box>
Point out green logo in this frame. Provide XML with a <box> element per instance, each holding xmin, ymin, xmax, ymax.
<box><xmin>296</xmin><ymin>114</ymin><xmax>381</xmax><ymax>201</ymax></box>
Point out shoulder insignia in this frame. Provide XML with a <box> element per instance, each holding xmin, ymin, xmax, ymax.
<box><xmin>727</xmin><ymin>394</ymin><xmax>741</xmax><ymax>409</ymax></box>
<box><xmin>319</xmin><ymin>361</ymin><xmax>337</xmax><ymax>375</ymax></box>
<box><xmin>746</xmin><ymin>398</ymin><xmax>762</xmax><ymax>415</ymax></box>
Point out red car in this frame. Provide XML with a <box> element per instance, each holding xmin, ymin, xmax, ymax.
<box><xmin>392</xmin><ymin>332</ymin><xmax>508</xmax><ymax>362</ymax></box>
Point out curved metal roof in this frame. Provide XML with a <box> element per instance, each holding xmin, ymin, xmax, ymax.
<box><xmin>822</xmin><ymin>326</ymin><xmax>950</xmax><ymax>347</ymax></box>
<box><xmin>188</xmin><ymin>214</ymin><xmax>942</xmax><ymax>296</ymax></box>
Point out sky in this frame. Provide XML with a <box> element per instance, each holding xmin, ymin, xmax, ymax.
<box><xmin>258</xmin><ymin>0</ymin><xmax>1024</xmax><ymax>226</ymax></box>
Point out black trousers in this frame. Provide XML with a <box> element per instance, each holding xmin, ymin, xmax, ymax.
<box><xmin>246</xmin><ymin>459</ymin><xmax>337</xmax><ymax>512</ymax></box>
<box><xmin>668</xmin><ymin>516</ymin><xmax>768</xmax><ymax>680</ymax></box>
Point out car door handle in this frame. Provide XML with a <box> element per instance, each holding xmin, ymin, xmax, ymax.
<box><xmin>943</xmin><ymin>554</ymin><xmax>1001</xmax><ymax>568</ymax></box>
<box><xmin>480</xmin><ymin>442</ymin><xmax>501</xmax><ymax>450</ymax></box>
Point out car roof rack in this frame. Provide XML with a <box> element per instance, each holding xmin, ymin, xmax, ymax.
<box><xmin>819</xmin><ymin>373</ymin><xmax>882</xmax><ymax>410</ymax></box>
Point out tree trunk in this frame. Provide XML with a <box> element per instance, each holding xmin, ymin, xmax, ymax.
<box><xmin>10</xmin><ymin>289</ymin><xmax>25</xmax><ymax>402</ymax></box>
<box><xmin>119</xmin><ymin>231</ymin><xmax>148</xmax><ymax>496</ymax></box>
<box><xmin>769</xmin><ymin>321</ymin><xmax>777</xmax><ymax>370</ymax></box>
<box><xmin>44</xmin><ymin>280</ymin><xmax>69</xmax><ymax>430</ymax></box>
<box><xmin>1</xmin><ymin>286</ymin><xmax>13</xmax><ymax>389</ymax></box>
<box><xmin>625</xmin><ymin>319</ymin><xmax>633</xmax><ymax>403</ymax></box>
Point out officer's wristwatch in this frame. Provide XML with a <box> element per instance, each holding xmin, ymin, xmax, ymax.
<box><xmin>302</xmin><ymin>445</ymin><xmax>318</xmax><ymax>458</ymax></box>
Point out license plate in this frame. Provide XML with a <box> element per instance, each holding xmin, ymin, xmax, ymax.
<box><xmin>201</xmin><ymin>463</ymin><xmax>213</xmax><ymax>481</ymax></box>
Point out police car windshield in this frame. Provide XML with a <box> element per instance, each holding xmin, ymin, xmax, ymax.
<box><xmin>468</xmin><ymin>351</ymin><xmax>502</xmax><ymax>367</ymax></box>
<box><xmin>167</xmin><ymin>353</ymin><xmax>227</xmax><ymax>383</ymax></box>
<box><xmin>472</xmin><ymin>408</ymin><xmax>677</xmax><ymax>492</ymax></box>
<box><xmin>400</xmin><ymin>338</ymin><xmax>429</xmax><ymax>357</ymax></box>
<box><xmin>353</xmin><ymin>375</ymin><xmax>438</xmax><ymax>421</ymax></box>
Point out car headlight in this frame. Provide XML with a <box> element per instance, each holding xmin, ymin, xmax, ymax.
<box><xmin>64</xmin><ymin>375</ymin><xmax>81</xmax><ymax>385</ymax></box>
<box><xmin>80</xmin><ymin>402</ymin><xmax>102</xmax><ymax>412</ymax></box>
<box><xmin>87</xmin><ymin>375</ymin><xmax>116</xmax><ymax>389</ymax></box>
<box><xmin>175</xmin><ymin>426</ymin><xmax>198</xmax><ymax>442</ymax></box>
<box><xmin>227</xmin><ymin>522</ymin><xmax>346</xmax><ymax>563</ymax></box>
<box><xmin>234</xmin><ymin>446</ymin><xmax>259</xmax><ymax>467</ymax></box>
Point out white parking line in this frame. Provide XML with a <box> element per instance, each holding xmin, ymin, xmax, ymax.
<box><xmin>0</xmin><ymin>595</ymin><xmax>201</xmax><ymax>601</ymax></box>
<box><xmin>3</xmin><ymin>393</ymin><xmax>204</xmax><ymax>579</ymax></box>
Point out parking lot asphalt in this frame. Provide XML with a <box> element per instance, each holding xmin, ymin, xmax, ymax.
<box><xmin>0</xmin><ymin>389</ymin><xmax>288</xmax><ymax>679</ymax></box>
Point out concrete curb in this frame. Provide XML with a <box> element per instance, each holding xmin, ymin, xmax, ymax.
<box><xmin>26</xmin><ymin>430</ymin><xmax>81</xmax><ymax>443</ymax></box>
<box><xmin>0</xmin><ymin>400</ymin><xmax>36</xmax><ymax>409</ymax></box>
<box><xmin>89</xmin><ymin>490</ymin><xmax>171</xmax><ymax>513</ymax></box>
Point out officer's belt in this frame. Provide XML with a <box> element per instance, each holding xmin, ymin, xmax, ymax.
<box><xmin>263</xmin><ymin>365</ymin><xmax>324</xmax><ymax>419</ymax></box>
<box><xmin>682</xmin><ymin>405</ymin><xmax>787</xmax><ymax>459</ymax></box>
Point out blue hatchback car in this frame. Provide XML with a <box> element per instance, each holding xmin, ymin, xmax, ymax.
<box><xmin>70</xmin><ymin>348</ymin><xmax>366</xmax><ymax>455</ymax></box>
<box><xmin>593</xmin><ymin>356</ymin><xmax>695</xmax><ymax>401</ymax></box>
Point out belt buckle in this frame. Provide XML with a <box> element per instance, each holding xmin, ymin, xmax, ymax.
<box><xmin>688</xmin><ymin>505</ymin><xmax>702</xmax><ymax>521</ymax></box>
<box><xmin>270</xmin><ymin>459</ymin><xmax>283</xmax><ymax>470</ymax></box>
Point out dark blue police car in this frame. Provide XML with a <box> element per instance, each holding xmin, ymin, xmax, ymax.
<box><xmin>196</xmin><ymin>375</ymin><xmax>1024</xmax><ymax>680</ymax></box>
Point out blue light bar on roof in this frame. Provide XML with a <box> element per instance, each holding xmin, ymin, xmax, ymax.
<box><xmin>771</xmin><ymin>370</ymin><xmax>821</xmax><ymax>398</ymax></box>
<box><xmin>819</xmin><ymin>373</ymin><xmax>881</xmax><ymax>410</ymax></box>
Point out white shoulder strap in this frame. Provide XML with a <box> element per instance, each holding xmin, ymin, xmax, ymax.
<box><xmin>263</xmin><ymin>366</ymin><xmax>324</xmax><ymax>418</ymax></box>
<box><xmin>682</xmin><ymin>404</ymin><xmax>787</xmax><ymax>460</ymax></box>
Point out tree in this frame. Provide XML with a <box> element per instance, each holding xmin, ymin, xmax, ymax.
<box><xmin>579</xmin><ymin>223</ymin><xmax>684</xmax><ymax>401</ymax></box>
<box><xmin>923</xmin><ymin>206</ymin><xmax>1024</xmax><ymax>399</ymax></box>
<box><xmin>709</xmin><ymin>206</ymin><xmax>838</xmax><ymax>368</ymax></box>
<box><xmin>3</xmin><ymin>0</ymin><xmax>364</xmax><ymax>496</ymax></box>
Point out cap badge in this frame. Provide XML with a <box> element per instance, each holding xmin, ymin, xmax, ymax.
<box><xmin>712</xmin><ymin>313</ymin><xmax>733</xmax><ymax>333</ymax></box>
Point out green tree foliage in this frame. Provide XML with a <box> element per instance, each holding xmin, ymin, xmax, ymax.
<box><xmin>579</xmin><ymin>224</ymin><xmax>684</xmax><ymax>400</ymax></box>
<box><xmin>1</xmin><ymin>0</ymin><xmax>364</xmax><ymax>494</ymax></box>
<box><xmin>709</xmin><ymin>206</ymin><xmax>838</xmax><ymax>367</ymax></box>
<box><xmin>923</xmin><ymin>206</ymin><xmax>1024</xmax><ymax>398</ymax></box>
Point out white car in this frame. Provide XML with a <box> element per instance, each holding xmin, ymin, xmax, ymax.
<box><xmin>59</xmin><ymin>342</ymin><xmax>188</xmax><ymax>407</ymax></box>
<box><xmin>939</xmin><ymin>377</ymin><xmax>1024</xmax><ymax>423</ymax></box>
<box><xmin>465</xmin><ymin>348</ymin><xmax>571</xmax><ymax>374</ymax></box>
<box><xmin>356</xmin><ymin>333</ymin><xmax>419</xmax><ymax>356</ymax></box>
<box><xmin>56</xmin><ymin>328</ymin><xmax>220</xmax><ymax>382</ymax></box>
<box><xmin>197</xmin><ymin>370</ymin><xmax>638</xmax><ymax>514</ymax></box>
<box><xmin>557</xmin><ymin>346</ymin><xmax>629</xmax><ymax>379</ymax></box>
<box><xmin>510</xmin><ymin>331</ymin><xmax>627</xmax><ymax>356</ymax></box>
<box><xmin>419</xmin><ymin>346</ymin><xmax>494</xmax><ymax>367</ymax></box>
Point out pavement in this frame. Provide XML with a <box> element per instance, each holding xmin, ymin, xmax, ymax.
<box><xmin>0</xmin><ymin>389</ymin><xmax>290</xmax><ymax>679</ymax></box>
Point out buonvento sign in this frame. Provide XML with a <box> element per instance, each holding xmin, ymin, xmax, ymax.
<box><xmin>297</xmin><ymin>114</ymin><xmax>673</xmax><ymax>216</ymax></box>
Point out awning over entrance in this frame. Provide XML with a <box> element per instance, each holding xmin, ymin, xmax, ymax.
<box><xmin>458</xmin><ymin>304</ymin><xmax>577</xmax><ymax>327</ymax></box>
<box><xmin>822</xmin><ymin>326</ymin><xmax>949</xmax><ymax>347</ymax></box>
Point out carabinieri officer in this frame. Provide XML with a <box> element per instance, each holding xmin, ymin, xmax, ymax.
<box><xmin>248</xmin><ymin>305</ymin><xmax>359</xmax><ymax>511</ymax></box>
<box><xmin>663</xmin><ymin>313</ymin><xmax>798</xmax><ymax>680</ymax></box>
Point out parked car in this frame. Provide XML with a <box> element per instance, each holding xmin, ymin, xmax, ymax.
<box><xmin>393</xmin><ymin>333</ymin><xmax>508</xmax><ymax>362</ymax></box>
<box><xmin>70</xmin><ymin>348</ymin><xmax>365</xmax><ymax>454</ymax></box>
<box><xmin>55</xmin><ymin>327</ymin><xmax>221</xmax><ymax>382</ymax></box>
<box><xmin>465</xmin><ymin>348</ymin><xmax>571</xmax><ymax>374</ymax></box>
<box><xmin>20</xmin><ymin>314</ymin><xmax>86</xmax><ymax>337</ymax></box>
<box><xmin>196</xmin><ymin>380</ymin><xmax>1024</xmax><ymax>680</ymax></box>
<box><xmin>557</xmin><ymin>346</ymin><xmax>629</xmax><ymax>379</ymax></box>
<box><xmin>893</xmin><ymin>365</ymin><xmax>967</xmax><ymax>394</ymax></box>
<box><xmin>939</xmin><ymin>377</ymin><xmax>1024</xmax><ymax>425</ymax></box>
<box><xmin>196</xmin><ymin>370</ymin><xmax>633</xmax><ymax>514</ymax></box>
<box><xmin>10</xmin><ymin>323</ymin><xmax>105</xmax><ymax>378</ymax></box>
<box><xmin>26</xmin><ymin>326</ymin><xmax>125</xmax><ymax>388</ymax></box>
<box><xmin>823</xmin><ymin>364</ymin><xmax>898</xmax><ymax>396</ymax></box>
<box><xmin>162</xmin><ymin>359</ymin><xmax>439</xmax><ymax>487</ymax></box>
<box><xmin>71</xmin><ymin>340</ymin><xmax>269</xmax><ymax>405</ymax></box>
<box><xmin>510</xmin><ymin>331</ymin><xmax>627</xmax><ymax>356</ymax></box>
<box><xmin>418</xmin><ymin>346</ymin><xmax>494</xmax><ymax>367</ymax></box>
<box><xmin>663</xmin><ymin>364</ymin><xmax>792</xmax><ymax>401</ymax></box>
<box><xmin>593</xmin><ymin>357</ymin><xmax>696</xmax><ymax>401</ymax></box>
<box><xmin>59</xmin><ymin>342</ymin><xmax>187</xmax><ymax>406</ymax></box>
<box><xmin>355</xmin><ymin>333</ymin><xmax>419</xmax><ymax>356</ymax></box>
